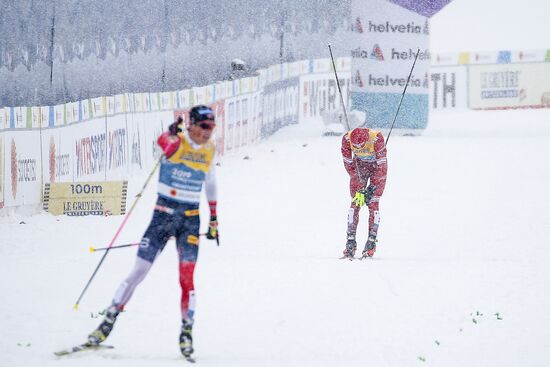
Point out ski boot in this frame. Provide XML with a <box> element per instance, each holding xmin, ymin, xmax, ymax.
<box><xmin>179</xmin><ymin>319</ymin><xmax>194</xmax><ymax>360</ymax></box>
<box><xmin>88</xmin><ymin>305</ymin><xmax>120</xmax><ymax>345</ymax></box>
<box><xmin>362</xmin><ymin>236</ymin><xmax>377</xmax><ymax>258</ymax></box>
<box><xmin>342</xmin><ymin>233</ymin><xmax>357</xmax><ymax>259</ymax></box>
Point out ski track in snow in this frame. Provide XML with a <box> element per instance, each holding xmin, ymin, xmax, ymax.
<box><xmin>1</xmin><ymin>109</ymin><xmax>550</xmax><ymax>366</ymax></box>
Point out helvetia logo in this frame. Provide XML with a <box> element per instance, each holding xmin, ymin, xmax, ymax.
<box><xmin>351</xmin><ymin>45</ymin><xmax>384</xmax><ymax>61</ymax></box>
<box><xmin>423</xmin><ymin>20</ymin><xmax>429</xmax><ymax>35</ymax></box>
<box><xmin>352</xmin><ymin>17</ymin><xmax>364</xmax><ymax>33</ymax></box>
<box><xmin>10</xmin><ymin>139</ymin><xmax>17</xmax><ymax>199</ymax></box>
<box><xmin>371</xmin><ymin>44</ymin><xmax>384</xmax><ymax>61</ymax></box>
<box><xmin>368</xmin><ymin>20</ymin><xmax>422</xmax><ymax>34</ymax></box>
<box><xmin>354</xmin><ymin>70</ymin><xmax>364</xmax><ymax>88</ymax></box>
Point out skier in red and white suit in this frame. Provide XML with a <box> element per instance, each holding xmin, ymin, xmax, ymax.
<box><xmin>341</xmin><ymin>127</ymin><xmax>387</xmax><ymax>258</ymax></box>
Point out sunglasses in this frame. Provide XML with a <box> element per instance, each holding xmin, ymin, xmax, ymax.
<box><xmin>198</xmin><ymin>122</ymin><xmax>215</xmax><ymax>130</ymax></box>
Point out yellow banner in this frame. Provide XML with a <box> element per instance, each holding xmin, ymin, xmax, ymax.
<box><xmin>43</xmin><ymin>181</ymin><xmax>127</xmax><ymax>216</ymax></box>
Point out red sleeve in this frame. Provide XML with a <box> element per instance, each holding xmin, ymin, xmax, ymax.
<box><xmin>341</xmin><ymin>134</ymin><xmax>356</xmax><ymax>177</ymax></box>
<box><xmin>157</xmin><ymin>131</ymin><xmax>181</xmax><ymax>158</ymax></box>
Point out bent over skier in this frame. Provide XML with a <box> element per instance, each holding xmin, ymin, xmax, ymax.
<box><xmin>341</xmin><ymin>126</ymin><xmax>387</xmax><ymax>258</ymax></box>
<box><xmin>88</xmin><ymin>105</ymin><xmax>219</xmax><ymax>360</ymax></box>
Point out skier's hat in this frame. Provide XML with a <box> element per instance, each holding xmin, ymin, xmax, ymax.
<box><xmin>189</xmin><ymin>105</ymin><xmax>215</xmax><ymax>125</ymax></box>
<box><xmin>349</xmin><ymin>127</ymin><xmax>369</xmax><ymax>149</ymax></box>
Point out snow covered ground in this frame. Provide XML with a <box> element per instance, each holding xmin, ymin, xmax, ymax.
<box><xmin>1</xmin><ymin>108</ymin><xmax>550</xmax><ymax>366</ymax></box>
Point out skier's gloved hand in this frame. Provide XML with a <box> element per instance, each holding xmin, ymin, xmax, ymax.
<box><xmin>362</xmin><ymin>185</ymin><xmax>376</xmax><ymax>203</ymax></box>
<box><xmin>353</xmin><ymin>185</ymin><xmax>376</xmax><ymax>207</ymax></box>
<box><xmin>206</xmin><ymin>215</ymin><xmax>219</xmax><ymax>245</ymax></box>
<box><xmin>169</xmin><ymin>116</ymin><xmax>184</xmax><ymax>136</ymax></box>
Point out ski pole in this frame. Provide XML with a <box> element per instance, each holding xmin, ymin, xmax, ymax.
<box><xmin>385</xmin><ymin>48</ymin><xmax>420</xmax><ymax>147</ymax></box>
<box><xmin>328</xmin><ymin>44</ymin><xmax>351</xmax><ymax>131</ymax></box>
<box><xmin>73</xmin><ymin>156</ymin><xmax>163</xmax><ymax>310</ymax></box>
<box><xmin>89</xmin><ymin>234</ymin><xmax>213</xmax><ymax>252</ymax></box>
<box><xmin>89</xmin><ymin>243</ymin><xmax>139</xmax><ymax>252</ymax></box>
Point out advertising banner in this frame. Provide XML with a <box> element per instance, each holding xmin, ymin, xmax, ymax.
<box><xmin>39</xmin><ymin>106</ymin><xmax>52</xmax><ymax>128</ymax></box>
<box><xmin>2</xmin><ymin>130</ymin><xmax>42</xmax><ymax>207</ymax></box>
<box><xmin>224</xmin><ymin>93</ymin><xmax>257</xmax><ymax>151</ymax></box>
<box><xmin>66</xmin><ymin>102</ymin><xmax>80</xmax><ymax>124</ymax></box>
<box><xmin>150</xmin><ymin>93</ymin><xmax>159</xmax><ymax>111</ymax></box>
<box><xmin>71</xmin><ymin>118</ymin><xmax>109</xmax><ymax>181</ymax></box>
<box><xmin>260</xmin><ymin>77</ymin><xmax>300</xmax><ymax>138</ymax></box>
<box><xmin>469</xmin><ymin>63</ymin><xmax>550</xmax><ymax>109</ymax></box>
<box><xmin>41</xmin><ymin>128</ymin><xmax>72</xmax><ymax>185</ymax></box>
<box><xmin>43</xmin><ymin>181</ymin><xmax>127</xmax><ymax>216</ymax></box>
<box><xmin>105</xmin><ymin>114</ymin><xmax>128</xmax><ymax>181</ymax></box>
<box><xmin>299</xmin><ymin>72</ymin><xmax>351</xmax><ymax>124</ymax></box>
<box><xmin>351</xmin><ymin>0</ymin><xmax>430</xmax><ymax>129</ymax></box>
<box><xmin>106</xmin><ymin>96</ymin><xmax>116</xmax><ymax>116</ymax></box>
<box><xmin>13</xmin><ymin>107</ymin><xmax>25</xmax><ymax>129</ymax></box>
<box><xmin>159</xmin><ymin>92</ymin><xmax>174</xmax><ymax>110</ymax></box>
<box><xmin>143</xmin><ymin>93</ymin><xmax>151</xmax><ymax>112</ymax></box>
<box><xmin>267</xmin><ymin>64</ymin><xmax>281</xmax><ymax>84</ymax></box>
<box><xmin>512</xmin><ymin>50</ymin><xmax>547</xmax><ymax>63</ymax></box>
<box><xmin>114</xmin><ymin>94</ymin><xmax>126</xmax><ymax>114</ymax></box>
<box><xmin>30</xmin><ymin>107</ymin><xmax>41</xmax><ymax>128</ymax></box>
<box><xmin>91</xmin><ymin>97</ymin><xmax>106</xmax><ymax>117</ymax></box>
<box><xmin>214</xmin><ymin>82</ymin><xmax>227</xmax><ymax>102</ymax></box>
<box><xmin>81</xmin><ymin>100</ymin><xmax>92</xmax><ymax>121</ymax></box>
<box><xmin>0</xmin><ymin>108</ymin><xmax>6</xmax><ymax>130</ymax></box>
<box><xmin>429</xmin><ymin>66</ymin><xmax>467</xmax><ymax>109</ymax></box>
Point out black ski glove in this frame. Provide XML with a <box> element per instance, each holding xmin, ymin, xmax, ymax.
<box><xmin>169</xmin><ymin>116</ymin><xmax>184</xmax><ymax>135</ymax></box>
<box><xmin>206</xmin><ymin>215</ymin><xmax>219</xmax><ymax>245</ymax></box>
<box><xmin>359</xmin><ymin>185</ymin><xmax>376</xmax><ymax>203</ymax></box>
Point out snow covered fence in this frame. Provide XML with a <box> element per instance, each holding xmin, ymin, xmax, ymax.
<box><xmin>3</xmin><ymin>50</ymin><xmax>546</xmax><ymax>212</ymax></box>
<box><xmin>0</xmin><ymin>58</ymin><xmax>350</xmax><ymax>213</ymax></box>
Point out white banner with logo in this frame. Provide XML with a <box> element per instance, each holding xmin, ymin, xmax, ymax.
<box><xmin>40</xmin><ymin>128</ymin><xmax>73</xmax><ymax>185</ymax></box>
<box><xmin>351</xmin><ymin>0</ymin><xmax>430</xmax><ymax>129</ymax></box>
<box><xmin>299</xmin><ymin>73</ymin><xmax>351</xmax><ymax>124</ymax></box>
<box><xmin>429</xmin><ymin>66</ymin><xmax>468</xmax><ymax>109</ymax></box>
<box><xmin>224</xmin><ymin>92</ymin><xmax>262</xmax><ymax>152</ymax></box>
<box><xmin>2</xmin><ymin>130</ymin><xmax>42</xmax><ymax>207</ymax></box>
<box><xmin>469</xmin><ymin>63</ymin><xmax>550</xmax><ymax>109</ymax></box>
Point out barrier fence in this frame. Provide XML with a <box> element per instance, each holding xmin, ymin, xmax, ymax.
<box><xmin>0</xmin><ymin>57</ymin><xmax>351</xmax><ymax>212</ymax></box>
<box><xmin>1</xmin><ymin>51</ymin><xmax>549</xmax><ymax>212</ymax></box>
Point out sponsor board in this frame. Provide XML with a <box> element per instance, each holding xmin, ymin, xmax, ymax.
<box><xmin>66</xmin><ymin>102</ymin><xmax>80</xmax><ymax>124</ymax></box>
<box><xmin>299</xmin><ymin>73</ymin><xmax>351</xmax><ymax>123</ymax></box>
<box><xmin>0</xmin><ymin>108</ymin><xmax>6</xmax><ymax>129</ymax></box>
<box><xmin>13</xmin><ymin>107</ymin><xmax>25</xmax><ymax>129</ymax></box>
<box><xmin>71</xmin><ymin>116</ymin><xmax>129</xmax><ymax>181</ymax></box>
<box><xmin>351</xmin><ymin>0</ymin><xmax>429</xmax><ymax>129</ymax></box>
<box><xmin>2</xmin><ymin>130</ymin><xmax>42</xmax><ymax>207</ymax></box>
<box><xmin>469</xmin><ymin>63</ymin><xmax>550</xmax><ymax>109</ymax></box>
<box><xmin>429</xmin><ymin>66</ymin><xmax>468</xmax><ymax>109</ymax></box>
<box><xmin>471</xmin><ymin>51</ymin><xmax>500</xmax><ymax>65</ymax></box>
<box><xmin>40</xmin><ymin>106</ymin><xmax>54</xmax><ymax>127</ymax></box>
<box><xmin>43</xmin><ymin>132</ymin><xmax>72</xmax><ymax>184</ymax></box>
<box><xmin>43</xmin><ymin>181</ymin><xmax>127</xmax><ymax>216</ymax></box>
<box><xmin>260</xmin><ymin>77</ymin><xmax>299</xmax><ymax>139</ymax></box>
<box><xmin>106</xmin><ymin>96</ymin><xmax>116</xmax><ymax>115</ymax></box>
<box><xmin>513</xmin><ymin>50</ymin><xmax>547</xmax><ymax>63</ymax></box>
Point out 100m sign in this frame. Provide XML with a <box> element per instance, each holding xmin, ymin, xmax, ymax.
<box><xmin>70</xmin><ymin>184</ymin><xmax>103</xmax><ymax>195</ymax></box>
<box><xmin>43</xmin><ymin>181</ymin><xmax>127</xmax><ymax>216</ymax></box>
